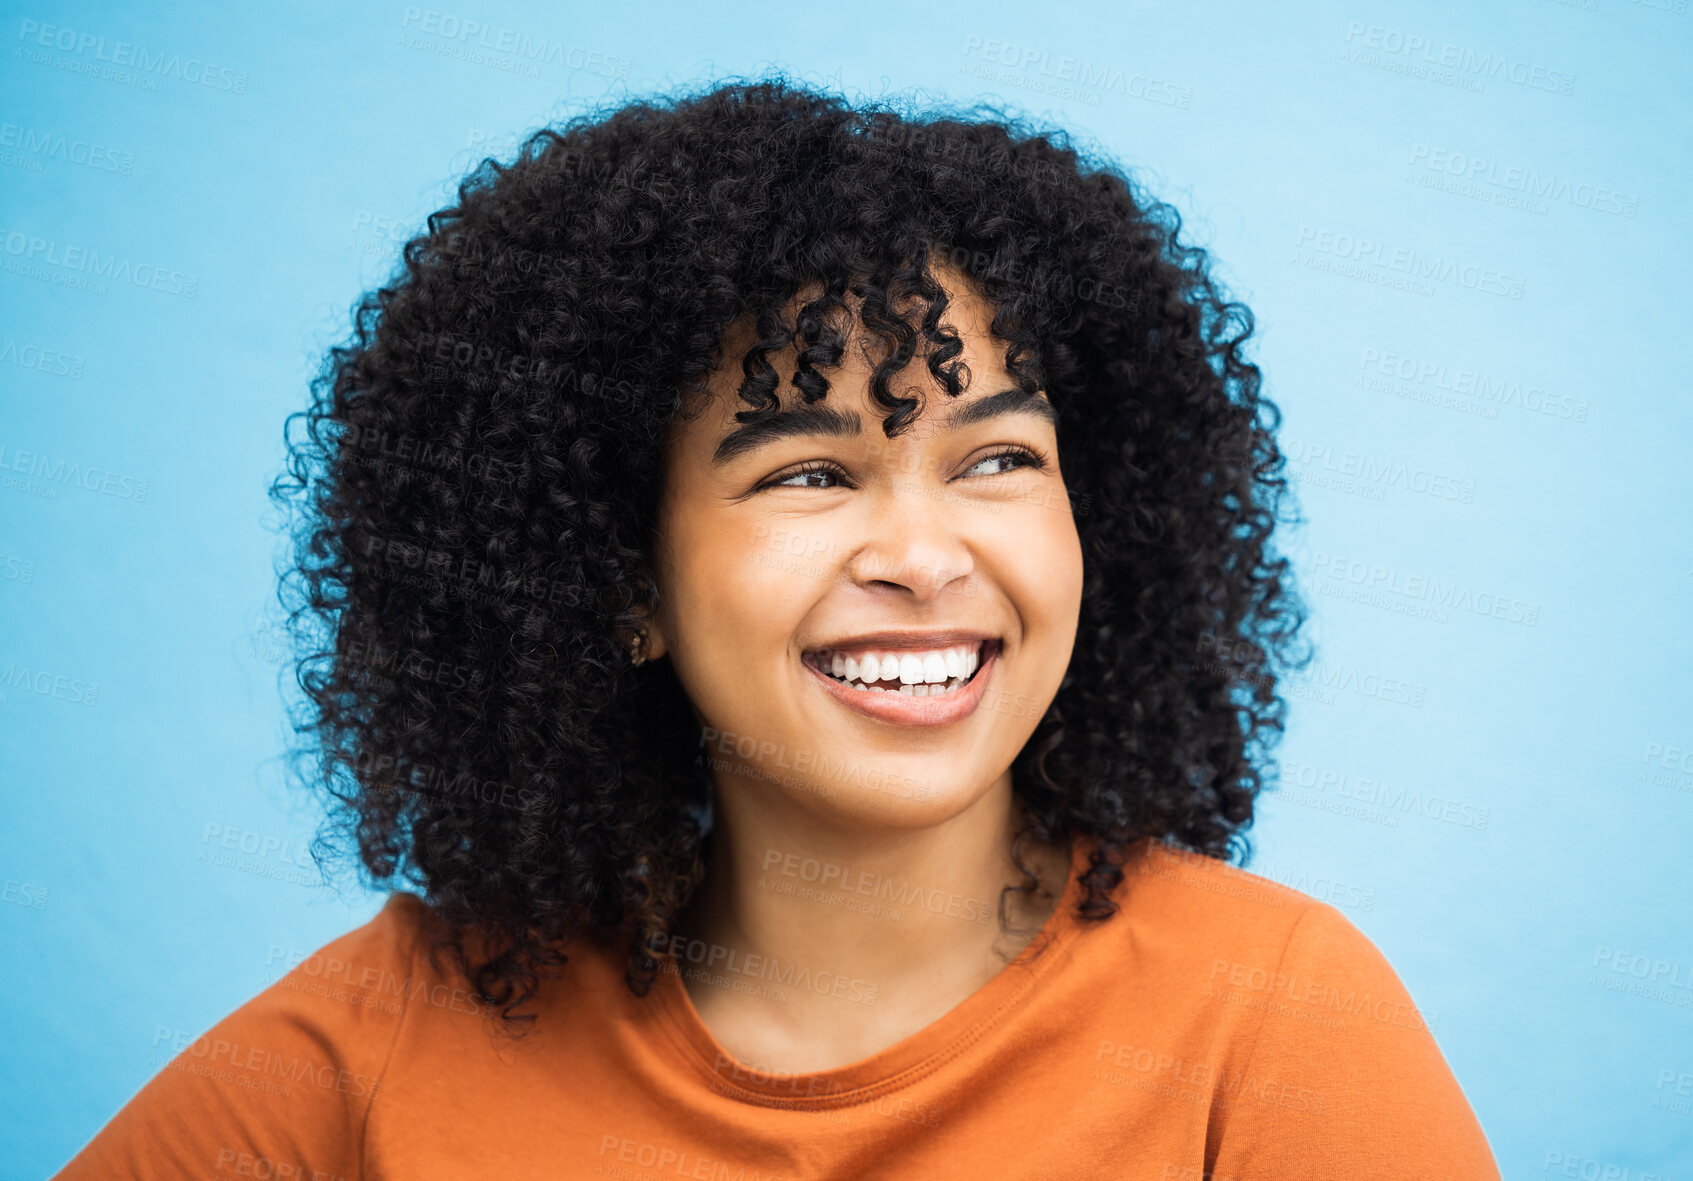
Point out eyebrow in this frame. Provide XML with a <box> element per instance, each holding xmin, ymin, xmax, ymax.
<box><xmin>710</xmin><ymin>388</ymin><xmax>1057</xmax><ymax>467</ymax></box>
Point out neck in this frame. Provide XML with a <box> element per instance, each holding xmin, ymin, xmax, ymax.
<box><xmin>667</xmin><ymin>769</ymin><xmax>1073</xmax><ymax>1072</ymax></box>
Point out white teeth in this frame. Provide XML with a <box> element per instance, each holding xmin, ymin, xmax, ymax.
<box><xmin>813</xmin><ymin>642</ymin><xmax>989</xmax><ymax>691</ymax></box>
<box><xmin>898</xmin><ymin>654</ymin><xmax>924</xmax><ymax>685</ymax></box>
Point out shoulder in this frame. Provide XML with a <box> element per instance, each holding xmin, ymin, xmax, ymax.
<box><xmin>1086</xmin><ymin>840</ymin><xmax>1367</xmax><ymax>977</ymax></box>
<box><xmin>256</xmin><ymin>890</ymin><xmax>513</xmax><ymax>1044</ymax></box>
<box><xmin>188</xmin><ymin>889</ymin><xmax>439</xmax><ymax>1066</ymax></box>
<box><xmin>1081</xmin><ymin>842</ymin><xmax>1499</xmax><ymax>1176</ymax></box>
<box><xmin>182</xmin><ymin>890</ymin><xmax>446</xmax><ymax>1090</ymax></box>
<box><xmin>1091</xmin><ymin>840</ymin><xmax>1440</xmax><ymax>1039</ymax></box>
<box><xmin>52</xmin><ymin>893</ymin><xmax>442</xmax><ymax>1180</ymax></box>
<box><xmin>267</xmin><ymin>891</ymin><xmax>435</xmax><ymax>1000</ymax></box>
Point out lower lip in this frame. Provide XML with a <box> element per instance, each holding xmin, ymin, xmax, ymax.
<box><xmin>802</xmin><ymin>644</ymin><xmax>999</xmax><ymax>726</ymax></box>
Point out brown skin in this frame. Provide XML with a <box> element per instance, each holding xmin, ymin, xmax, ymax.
<box><xmin>634</xmin><ymin>263</ymin><xmax>1084</xmax><ymax>1074</ymax></box>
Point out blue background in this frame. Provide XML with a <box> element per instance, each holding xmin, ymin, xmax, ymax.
<box><xmin>3</xmin><ymin>0</ymin><xmax>1690</xmax><ymax>1176</ymax></box>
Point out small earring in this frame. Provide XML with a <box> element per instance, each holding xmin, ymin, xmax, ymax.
<box><xmin>629</xmin><ymin>630</ymin><xmax>648</xmax><ymax>667</ymax></box>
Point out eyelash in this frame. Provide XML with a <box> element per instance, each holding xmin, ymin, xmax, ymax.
<box><xmin>757</xmin><ymin>444</ymin><xmax>1051</xmax><ymax>492</ymax></box>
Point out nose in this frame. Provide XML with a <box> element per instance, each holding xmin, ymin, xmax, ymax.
<box><xmin>843</xmin><ymin>477</ymin><xmax>975</xmax><ymax>602</ymax></box>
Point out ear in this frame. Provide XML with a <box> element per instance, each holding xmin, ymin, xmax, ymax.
<box><xmin>616</xmin><ymin>569</ymin><xmax>668</xmax><ymax>663</ymax></box>
<box><xmin>635</xmin><ymin>604</ymin><xmax>669</xmax><ymax>663</ymax></box>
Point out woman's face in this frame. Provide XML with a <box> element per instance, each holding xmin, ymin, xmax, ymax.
<box><xmin>645</xmin><ymin>269</ymin><xmax>1084</xmax><ymax>827</ymax></box>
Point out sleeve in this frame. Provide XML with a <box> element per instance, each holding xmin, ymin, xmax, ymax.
<box><xmin>1205</xmin><ymin>901</ymin><xmax>1501</xmax><ymax>1179</ymax></box>
<box><xmin>50</xmin><ymin>893</ymin><xmax>424</xmax><ymax>1181</ymax></box>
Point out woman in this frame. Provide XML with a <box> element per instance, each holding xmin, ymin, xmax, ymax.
<box><xmin>55</xmin><ymin>78</ymin><xmax>1501</xmax><ymax>1178</ymax></box>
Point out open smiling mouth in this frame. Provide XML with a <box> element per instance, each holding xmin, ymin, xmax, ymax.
<box><xmin>801</xmin><ymin>639</ymin><xmax>1002</xmax><ymax>699</ymax></box>
<box><xmin>797</xmin><ymin>638</ymin><xmax>1002</xmax><ymax>727</ymax></box>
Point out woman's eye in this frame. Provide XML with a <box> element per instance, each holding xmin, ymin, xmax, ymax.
<box><xmin>962</xmin><ymin>447</ymin><xmax>1045</xmax><ymax>479</ymax></box>
<box><xmin>781</xmin><ymin>469</ymin><xmax>840</xmax><ymax>489</ymax></box>
<box><xmin>765</xmin><ymin>463</ymin><xmax>848</xmax><ymax>490</ymax></box>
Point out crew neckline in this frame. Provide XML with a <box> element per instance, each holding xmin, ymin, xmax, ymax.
<box><xmin>650</xmin><ymin>834</ymin><xmax>1095</xmax><ymax>1109</ymax></box>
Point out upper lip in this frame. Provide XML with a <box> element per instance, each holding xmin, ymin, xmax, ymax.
<box><xmin>803</xmin><ymin>629</ymin><xmax>999</xmax><ymax>655</ymax></box>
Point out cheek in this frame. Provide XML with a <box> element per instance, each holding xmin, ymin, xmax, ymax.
<box><xmin>1001</xmin><ymin>507</ymin><xmax>1085</xmax><ymax>622</ymax></box>
<box><xmin>666</xmin><ymin>514</ymin><xmax>826</xmax><ymax>670</ymax></box>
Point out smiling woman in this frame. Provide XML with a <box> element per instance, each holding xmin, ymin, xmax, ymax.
<box><xmin>52</xmin><ymin>76</ymin><xmax>1502</xmax><ymax>1178</ymax></box>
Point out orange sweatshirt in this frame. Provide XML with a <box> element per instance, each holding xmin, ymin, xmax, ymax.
<box><xmin>52</xmin><ymin>837</ymin><xmax>1501</xmax><ymax>1179</ymax></box>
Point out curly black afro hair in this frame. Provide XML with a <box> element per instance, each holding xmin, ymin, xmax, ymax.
<box><xmin>269</xmin><ymin>74</ymin><xmax>1309</xmax><ymax>1031</ymax></box>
